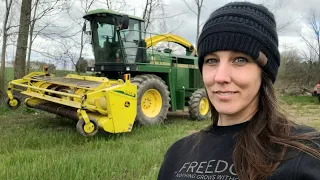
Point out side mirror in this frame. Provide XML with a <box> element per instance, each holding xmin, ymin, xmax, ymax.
<box><xmin>120</xmin><ymin>15</ymin><xmax>129</xmax><ymax>30</ymax></box>
<box><xmin>83</xmin><ymin>20</ymin><xmax>91</xmax><ymax>35</ymax></box>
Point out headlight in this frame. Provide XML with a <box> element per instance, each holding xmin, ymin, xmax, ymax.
<box><xmin>91</xmin><ymin>67</ymin><xmax>94</xmax><ymax>71</ymax></box>
<box><xmin>126</xmin><ymin>66</ymin><xmax>130</xmax><ymax>71</ymax></box>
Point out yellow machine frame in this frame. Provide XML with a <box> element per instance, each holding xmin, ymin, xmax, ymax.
<box><xmin>145</xmin><ymin>33</ymin><xmax>198</xmax><ymax>56</ymax></box>
<box><xmin>6</xmin><ymin>71</ymin><xmax>137</xmax><ymax>136</ymax></box>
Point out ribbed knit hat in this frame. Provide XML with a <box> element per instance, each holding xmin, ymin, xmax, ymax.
<box><xmin>197</xmin><ymin>1</ymin><xmax>280</xmax><ymax>83</ymax></box>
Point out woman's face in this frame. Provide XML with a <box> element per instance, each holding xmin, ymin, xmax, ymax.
<box><xmin>202</xmin><ymin>51</ymin><xmax>262</xmax><ymax>122</ymax></box>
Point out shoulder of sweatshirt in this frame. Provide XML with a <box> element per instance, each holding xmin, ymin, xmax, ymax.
<box><xmin>270</xmin><ymin>148</ymin><xmax>320</xmax><ymax>180</ymax></box>
<box><xmin>294</xmin><ymin>148</ymin><xmax>320</xmax><ymax>179</ymax></box>
<box><xmin>290</xmin><ymin>123</ymin><xmax>320</xmax><ymax>179</ymax></box>
<box><xmin>162</xmin><ymin>131</ymin><xmax>207</xmax><ymax>159</ymax></box>
<box><xmin>268</xmin><ymin>124</ymin><xmax>320</xmax><ymax>179</ymax></box>
<box><xmin>291</xmin><ymin>123</ymin><xmax>320</xmax><ymax>135</ymax></box>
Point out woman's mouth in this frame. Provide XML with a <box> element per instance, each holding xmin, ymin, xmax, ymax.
<box><xmin>214</xmin><ymin>91</ymin><xmax>238</xmax><ymax>100</ymax></box>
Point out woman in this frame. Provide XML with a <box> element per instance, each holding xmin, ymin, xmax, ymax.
<box><xmin>157</xmin><ymin>2</ymin><xmax>320</xmax><ymax>180</ymax></box>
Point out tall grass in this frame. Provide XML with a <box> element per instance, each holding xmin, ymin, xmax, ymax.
<box><xmin>1</xmin><ymin>96</ymin><xmax>320</xmax><ymax>179</ymax></box>
<box><xmin>0</xmin><ymin>105</ymin><xmax>209</xmax><ymax>180</ymax></box>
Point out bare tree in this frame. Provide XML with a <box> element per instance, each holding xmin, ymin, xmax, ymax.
<box><xmin>299</xmin><ymin>46</ymin><xmax>317</xmax><ymax>70</ymax></box>
<box><xmin>101</xmin><ymin>0</ymin><xmax>127</xmax><ymax>10</ymax></box>
<box><xmin>260</xmin><ymin>0</ymin><xmax>283</xmax><ymax>14</ymax></box>
<box><xmin>14</xmin><ymin>0</ymin><xmax>32</xmax><ymax>79</ymax></box>
<box><xmin>260</xmin><ymin>0</ymin><xmax>298</xmax><ymax>33</ymax></box>
<box><xmin>308</xmin><ymin>9</ymin><xmax>320</xmax><ymax>64</ymax></box>
<box><xmin>64</xmin><ymin>0</ymin><xmax>98</xmax><ymax>74</ymax></box>
<box><xmin>142</xmin><ymin>0</ymin><xmax>165</xmax><ymax>32</ymax></box>
<box><xmin>182</xmin><ymin>0</ymin><xmax>204</xmax><ymax>44</ymax></box>
<box><xmin>26</xmin><ymin>0</ymin><xmax>62</xmax><ymax>74</ymax></box>
<box><xmin>0</xmin><ymin>0</ymin><xmax>13</xmax><ymax>105</ymax></box>
<box><xmin>78</xmin><ymin>0</ymin><xmax>97</xmax><ymax>74</ymax></box>
<box><xmin>299</xmin><ymin>9</ymin><xmax>320</xmax><ymax>67</ymax></box>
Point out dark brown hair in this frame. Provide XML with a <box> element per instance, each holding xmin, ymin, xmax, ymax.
<box><xmin>208</xmin><ymin>72</ymin><xmax>320</xmax><ymax>180</ymax></box>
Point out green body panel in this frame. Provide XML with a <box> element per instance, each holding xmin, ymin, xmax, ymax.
<box><xmin>135</xmin><ymin>50</ymin><xmax>204</xmax><ymax>112</ymax></box>
<box><xmin>136</xmin><ymin>64</ymin><xmax>171</xmax><ymax>73</ymax></box>
<box><xmin>84</xmin><ymin>10</ymin><xmax>205</xmax><ymax>113</ymax></box>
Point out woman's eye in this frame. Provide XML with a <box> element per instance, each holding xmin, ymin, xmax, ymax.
<box><xmin>233</xmin><ymin>57</ymin><xmax>248</xmax><ymax>64</ymax></box>
<box><xmin>205</xmin><ymin>59</ymin><xmax>218</xmax><ymax>64</ymax></box>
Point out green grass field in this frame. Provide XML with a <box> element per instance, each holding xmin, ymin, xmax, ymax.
<box><xmin>0</xmin><ymin>105</ymin><xmax>210</xmax><ymax>180</ymax></box>
<box><xmin>1</xmin><ymin>67</ymin><xmax>320</xmax><ymax>180</ymax></box>
<box><xmin>0</xmin><ymin>96</ymin><xmax>320</xmax><ymax>180</ymax></box>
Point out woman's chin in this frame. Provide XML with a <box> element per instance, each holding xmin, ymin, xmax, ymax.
<box><xmin>213</xmin><ymin>103</ymin><xmax>239</xmax><ymax>115</ymax></box>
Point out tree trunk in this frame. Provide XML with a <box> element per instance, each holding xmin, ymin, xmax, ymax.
<box><xmin>0</xmin><ymin>0</ymin><xmax>13</xmax><ymax>105</ymax></box>
<box><xmin>77</xmin><ymin>30</ymin><xmax>84</xmax><ymax>75</ymax></box>
<box><xmin>27</xmin><ymin>0</ymin><xmax>39</xmax><ymax>74</ymax></box>
<box><xmin>26</xmin><ymin>27</ymin><xmax>34</xmax><ymax>74</ymax></box>
<box><xmin>318</xmin><ymin>43</ymin><xmax>320</xmax><ymax>65</ymax></box>
<box><xmin>0</xmin><ymin>30</ymin><xmax>7</xmax><ymax>105</ymax></box>
<box><xmin>14</xmin><ymin>0</ymin><xmax>32</xmax><ymax>80</ymax></box>
<box><xmin>196</xmin><ymin>7</ymin><xmax>200</xmax><ymax>44</ymax></box>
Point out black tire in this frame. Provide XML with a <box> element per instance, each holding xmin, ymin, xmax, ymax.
<box><xmin>6</xmin><ymin>97</ymin><xmax>21</xmax><ymax>110</ymax></box>
<box><xmin>188</xmin><ymin>89</ymin><xmax>211</xmax><ymax>120</ymax></box>
<box><xmin>131</xmin><ymin>74</ymin><xmax>171</xmax><ymax>125</ymax></box>
<box><xmin>76</xmin><ymin>118</ymin><xmax>99</xmax><ymax>137</ymax></box>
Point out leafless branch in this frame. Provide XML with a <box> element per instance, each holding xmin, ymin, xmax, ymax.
<box><xmin>277</xmin><ymin>16</ymin><xmax>299</xmax><ymax>33</ymax></box>
<box><xmin>152</xmin><ymin>12</ymin><xmax>188</xmax><ymax>20</ymax></box>
<box><xmin>182</xmin><ymin>0</ymin><xmax>197</xmax><ymax>15</ymax></box>
<box><xmin>299</xmin><ymin>32</ymin><xmax>319</xmax><ymax>57</ymax></box>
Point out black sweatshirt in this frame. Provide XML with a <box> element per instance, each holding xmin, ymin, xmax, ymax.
<box><xmin>157</xmin><ymin>121</ymin><xmax>320</xmax><ymax>180</ymax></box>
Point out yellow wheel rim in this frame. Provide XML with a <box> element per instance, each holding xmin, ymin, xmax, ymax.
<box><xmin>141</xmin><ymin>89</ymin><xmax>162</xmax><ymax>118</ymax></box>
<box><xmin>199</xmin><ymin>97</ymin><xmax>209</xmax><ymax>116</ymax></box>
<box><xmin>84</xmin><ymin>122</ymin><xmax>95</xmax><ymax>133</ymax></box>
<box><xmin>9</xmin><ymin>99</ymin><xmax>18</xmax><ymax>107</ymax></box>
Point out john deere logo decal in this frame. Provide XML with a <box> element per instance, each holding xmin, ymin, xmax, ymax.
<box><xmin>125</xmin><ymin>101</ymin><xmax>130</xmax><ymax>107</ymax></box>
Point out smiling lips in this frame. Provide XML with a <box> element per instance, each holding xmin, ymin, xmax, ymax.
<box><xmin>215</xmin><ymin>91</ymin><xmax>237</xmax><ymax>94</ymax></box>
<box><xmin>214</xmin><ymin>91</ymin><xmax>238</xmax><ymax>100</ymax></box>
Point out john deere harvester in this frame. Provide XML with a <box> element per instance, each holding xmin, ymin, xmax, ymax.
<box><xmin>6</xmin><ymin>9</ymin><xmax>210</xmax><ymax>136</ymax></box>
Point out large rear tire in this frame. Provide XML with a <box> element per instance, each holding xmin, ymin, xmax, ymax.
<box><xmin>132</xmin><ymin>74</ymin><xmax>170</xmax><ymax>125</ymax></box>
<box><xmin>188</xmin><ymin>89</ymin><xmax>210</xmax><ymax>120</ymax></box>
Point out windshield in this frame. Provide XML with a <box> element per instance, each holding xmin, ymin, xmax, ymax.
<box><xmin>91</xmin><ymin>16</ymin><xmax>122</xmax><ymax>63</ymax></box>
<box><xmin>120</xmin><ymin>19</ymin><xmax>140</xmax><ymax>63</ymax></box>
<box><xmin>91</xmin><ymin>16</ymin><xmax>145</xmax><ymax>64</ymax></box>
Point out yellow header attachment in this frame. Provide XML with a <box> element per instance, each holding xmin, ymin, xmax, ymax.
<box><xmin>6</xmin><ymin>72</ymin><xmax>137</xmax><ymax>136</ymax></box>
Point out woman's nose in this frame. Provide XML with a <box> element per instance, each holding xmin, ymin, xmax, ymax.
<box><xmin>214</xmin><ymin>63</ymin><xmax>231</xmax><ymax>84</ymax></box>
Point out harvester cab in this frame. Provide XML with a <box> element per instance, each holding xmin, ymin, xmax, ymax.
<box><xmin>83</xmin><ymin>9</ymin><xmax>147</xmax><ymax>79</ymax></box>
<box><xmin>6</xmin><ymin>9</ymin><xmax>211</xmax><ymax>137</ymax></box>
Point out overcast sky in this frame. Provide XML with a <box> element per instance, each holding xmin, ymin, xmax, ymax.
<box><xmin>1</xmin><ymin>0</ymin><xmax>320</xmax><ymax>69</ymax></box>
<box><xmin>156</xmin><ymin>0</ymin><xmax>320</xmax><ymax>52</ymax></box>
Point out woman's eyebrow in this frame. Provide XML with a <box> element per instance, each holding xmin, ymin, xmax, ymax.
<box><xmin>206</xmin><ymin>52</ymin><xmax>218</xmax><ymax>58</ymax></box>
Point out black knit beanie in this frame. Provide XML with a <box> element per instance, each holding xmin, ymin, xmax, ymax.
<box><xmin>197</xmin><ymin>1</ymin><xmax>280</xmax><ymax>83</ymax></box>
